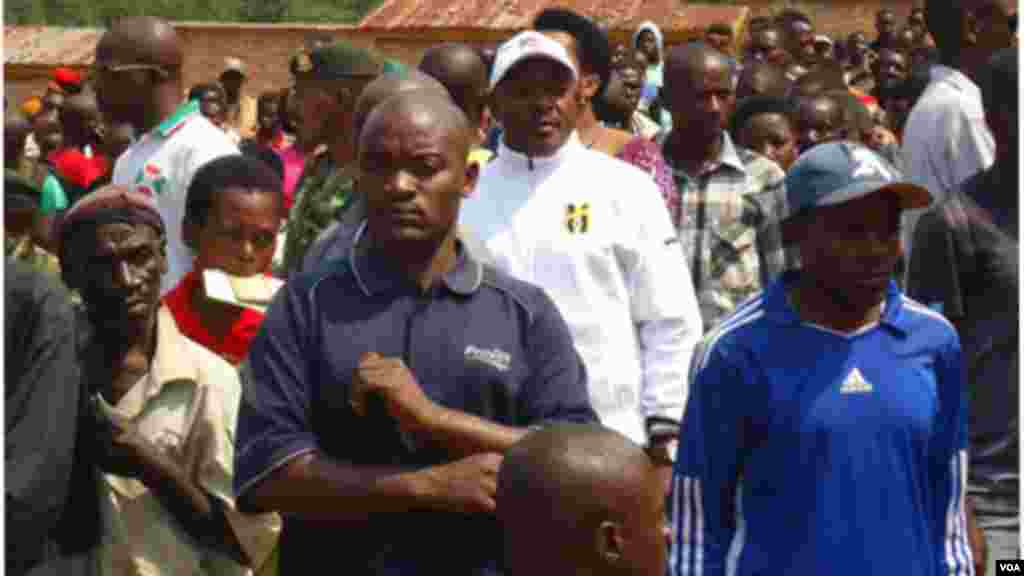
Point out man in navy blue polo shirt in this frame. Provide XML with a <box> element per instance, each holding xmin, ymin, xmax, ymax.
<box><xmin>672</xmin><ymin>141</ymin><xmax>974</xmax><ymax>576</ymax></box>
<box><xmin>233</xmin><ymin>92</ymin><xmax>596</xmax><ymax>576</ymax></box>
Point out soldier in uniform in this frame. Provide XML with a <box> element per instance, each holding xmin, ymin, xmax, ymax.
<box><xmin>278</xmin><ymin>42</ymin><xmax>384</xmax><ymax>276</ymax></box>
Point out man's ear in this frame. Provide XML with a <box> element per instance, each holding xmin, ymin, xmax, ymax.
<box><xmin>462</xmin><ymin>160</ymin><xmax>480</xmax><ymax>198</ymax></box>
<box><xmin>595</xmin><ymin>521</ymin><xmax>627</xmax><ymax>568</ymax></box>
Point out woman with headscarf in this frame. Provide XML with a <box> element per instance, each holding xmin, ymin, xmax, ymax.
<box><xmin>632</xmin><ymin>21</ymin><xmax>668</xmax><ymax>126</ymax></box>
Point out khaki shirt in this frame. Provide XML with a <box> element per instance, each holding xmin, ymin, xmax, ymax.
<box><xmin>96</xmin><ymin>306</ymin><xmax>280</xmax><ymax>576</ymax></box>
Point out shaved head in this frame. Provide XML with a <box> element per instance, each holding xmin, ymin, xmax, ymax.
<box><xmin>664</xmin><ymin>43</ymin><xmax>736</xmax><ymax>142</ymax></box>
<box><xmin>666</xmin><ymin>42</ymin><xmax>733</xmax><ymax>82</ymax></box>
<box><xmin>498</xmin><ymin>423</ymin><xmax>667</xmax><ymax>576</ymax></box>
<box><xmin>359</xmin><ymin>91</ymin><xmax>471</xmax><ymax>157</ymax></box>
<box><xmin>94</xmin><ymin>17</ymin><xmax>184</xmax><ymax>130</ymax></box>
<box><xmin>353</xmin><ymin>70</ymin><xmax>450</xmax><ymax>149</ymax></box>
<box><xmin>418</xmin><ymin>43</ymin><xmax>489</xmax><ymax>125</ymax></box>
<box><xmin>96</xmin><ymin>16</ymin><xmax>183</xmax><ymax>70</ymax></box>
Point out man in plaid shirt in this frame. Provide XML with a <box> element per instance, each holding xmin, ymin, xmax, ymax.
<box><xmin>659</xmin><ymin>43</ymin><xmax>791</xmax><ymax>330</ymax></box>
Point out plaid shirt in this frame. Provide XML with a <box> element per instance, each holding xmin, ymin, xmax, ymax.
<box><xmin>660</xmin><ymin>131</ymin><xmax>790</xmax><ymax>331</ymax></box>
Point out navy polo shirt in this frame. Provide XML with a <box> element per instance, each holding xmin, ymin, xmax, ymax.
<box><xmin>234</xmin><ymin>223</ymin><xmax>597</xmax><ymax>576</ymax></box>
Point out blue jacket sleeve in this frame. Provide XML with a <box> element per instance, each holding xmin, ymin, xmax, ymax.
<box><xmin>518</xmin><ymin>287</ymin><xmax>598</xmax><ymax>426</ymax></box>
<box><xmin>233</xmin><ymin>275</ymin><xmax>320</xmax><ymax>509</ymax></box>
<box><xmin>932</xmin><ymin>335</ymin><xmax>974</xmax><ymax>575</ymax></box>
<box><xmin>671</xmin><ymin>340</ymin><xmax>747</xmax><ymax>576</ymax></box>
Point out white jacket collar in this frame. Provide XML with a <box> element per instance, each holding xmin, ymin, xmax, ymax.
<box><xmin>496</xmin><ymin>132</ymin><xmax>584</xmax><ymax>170</ymax></box>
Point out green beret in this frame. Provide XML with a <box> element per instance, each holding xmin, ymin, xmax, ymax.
<box><xmin>296</xmin><ymin>42</ymin><xmax>384</xmax><ymax>81</ymax></box>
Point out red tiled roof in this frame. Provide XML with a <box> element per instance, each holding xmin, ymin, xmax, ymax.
<box><xmin>4</xmin><ymin>26</ymin><xmax>104</xmax><ymax>66</ymax></box>
<box><xmin>3</xmin><ymin>23</ymin><xmax>360</xmax><ymax>67</ymax></box>
<box><xmin>358</xmin><ymin>0</ymin><xmax>747</xmax><ymax>34</ymax></box>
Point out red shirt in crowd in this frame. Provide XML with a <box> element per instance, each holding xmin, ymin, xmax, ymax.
<box><xmin>48</xmin><ymin>147</ymin><xmax>110</xmax><ymax>190</ymax></box>
<box><xmin>163</xmin><ymin>270</ymin><xmax>266</xmax><ymax>366</ymax></box>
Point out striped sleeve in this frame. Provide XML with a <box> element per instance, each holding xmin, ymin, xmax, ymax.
<box><xmin>932</xmin><ymin>333</ymin><xmax>974</xmax><ymax>576</ymax></box>
<box><xmin>671</xmin><ymin>307</ymin><xmax>759</xmax><ymax>576</ymax></box>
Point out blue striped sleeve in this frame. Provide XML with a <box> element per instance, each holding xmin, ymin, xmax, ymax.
<box><xmin>671</xmin><ymin>340</ymin><xmax>747</xmax><ymax>576</ymax></box>
<box><xmin>933</xmin><ymin>336</ymin><xmax>974</xmax><ymax>576</ymax></box>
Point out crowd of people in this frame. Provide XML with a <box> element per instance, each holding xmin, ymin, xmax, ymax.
<box><xmin>5</xmin><ymin>0</ymin><xmax>1019</xmax><ymax>575</ymax></box>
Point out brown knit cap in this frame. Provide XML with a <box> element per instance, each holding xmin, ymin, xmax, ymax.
<box><xmin>56</xmin><ymin>184</ymin><xmax>165</xmax><ymax>259</ymax></box>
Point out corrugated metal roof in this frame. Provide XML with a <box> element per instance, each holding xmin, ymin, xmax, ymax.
<box><xmin>4</xmin><ymin>26</ymin><xmax>104</xmax><ymax>66</ymax></box>
<box><xmin>358</xmin><ymin>0</ymin><xmax>747</xmax><ymax>33</ymax></box>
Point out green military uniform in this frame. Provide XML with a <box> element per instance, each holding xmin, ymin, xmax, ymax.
<box><xmin>277</xmin><ymin>41</ymin><xmax>383</xmax><ymax>276</ymax></box>
<box><xmin>279</xmin><ymin>154</ymin><xmax>356</xmax><ymax>274</ymax></box>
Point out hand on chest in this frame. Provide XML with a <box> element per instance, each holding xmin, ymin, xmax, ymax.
<box><xmin>315</xmin><ymin>303</ymin><xmax>527</xmax><ymax>432</ymax></box>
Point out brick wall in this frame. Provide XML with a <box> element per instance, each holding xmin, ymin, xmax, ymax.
<box><xmin>175</xmin><ymin>26</ymin><xmax>376</xmax><ymax>97</ymax></box>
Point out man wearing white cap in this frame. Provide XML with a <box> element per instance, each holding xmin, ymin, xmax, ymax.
<box><xmin>459</xmin><ymin>30</ymin><xmax>703</xmax><ymax>489</ymax></box>
<box><xmin>220</xmin><ymin>57</ymin><xmax>258</xmax><ymax>139</ymax></box>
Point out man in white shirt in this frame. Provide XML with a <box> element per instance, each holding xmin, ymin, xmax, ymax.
<box><xmin>900</xmin><ymin>0</ymin><xmax>1013</xmax><ymax>259</ymax></box>
<box><xmin>460</xmin><ymin>31</ymin><xmax>703</xmax><ymax>485</ymax></box>
<box><xmin>94</xmin><ymin>16</ymin><xmax>239</xmax><ymax>294</ymax></box>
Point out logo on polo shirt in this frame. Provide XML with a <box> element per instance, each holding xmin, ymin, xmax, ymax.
<box><xmin>839</xmin><ymin>367</ymin><xmax>873</xmax><ymax>394</ymax></box>
<box><xmin>465</xmin><ymin>345</ymin><xmax>511</xmax><ymax>372</ymax></box>
<box><xmin>565</xmin><ymin>203</ymin><xmax>590</xmax><ymax>234</ymax></box>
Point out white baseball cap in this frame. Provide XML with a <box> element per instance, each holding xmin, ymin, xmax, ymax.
<box><xmin>489</xmin><ymin>30</ymin><xmax>578</xmax><ymax>90</ymax></box>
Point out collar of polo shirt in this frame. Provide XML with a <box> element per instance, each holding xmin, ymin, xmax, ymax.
<box><xmin>348</xmin><ymin>221</ymin><xmax>484</xmax><ymax>296</ymax></box>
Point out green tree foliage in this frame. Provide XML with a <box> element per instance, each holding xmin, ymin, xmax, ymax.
<box><xmin>5</xmin><ymin>0</ymin><xmax>384</xmax><ymax>25</ymax></box>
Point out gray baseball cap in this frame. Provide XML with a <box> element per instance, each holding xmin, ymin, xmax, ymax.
<box><xmin>783</xmin><ymin>141</ymin><xmax>930</xmax><ymax>222</ymax></box>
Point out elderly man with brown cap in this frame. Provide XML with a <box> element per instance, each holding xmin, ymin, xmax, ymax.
<box><xmin>57</xmin><ymin>186</ymin><xmax>278</xmax><ymax>576</ymax></box>
<box><xmin>94</xmin><ymin>16</ymin><xmax>239</xmax><ymax>295</ymax></box>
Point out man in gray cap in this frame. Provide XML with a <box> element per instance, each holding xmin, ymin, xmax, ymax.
<box><xmin>278</xmin><ymin>41</ymin><xmax>384</xmax><ymax>276</ymax></box>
